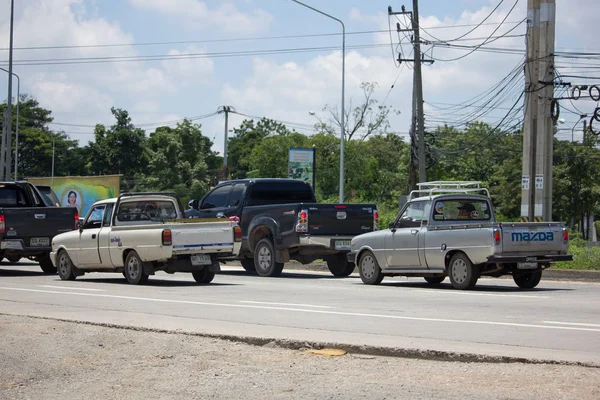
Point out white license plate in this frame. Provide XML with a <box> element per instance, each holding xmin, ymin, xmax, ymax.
<box><xmin>334</xmin><ymin>240</ymin><xmax>351</xmax><ymax>250</ymax></box>
<box><xmin>191</xmin><ymin>254</ymin><xmax>212</xmax><ymax>266</ymax></box>
<box><xmin>517</xmin><ymin>262</ymin><xmax>538</xmax><ymax>269</ymax></box>
<box><xmin>30</xmin><ymin>237</ymin><xmax>49</xmax><ymax>247</ymax></box>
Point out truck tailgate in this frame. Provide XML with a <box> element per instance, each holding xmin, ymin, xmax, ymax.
<box><xmin>2</xmin><ymin>207</ymin><xmax>76</xmax><ymax>246</ymax></box>
<box><xmin>500</xmin><ymin>223</ymin><xmax>567</xmax><ymax>255</ymax></box>
<box><xmin>305</xmin><ymin>204</ymin><xmax>376</xmax><ymax>236</ymax></box>
<box><xmin>168</xmin><ymin>221</ymin><xmax>235</xmax><ymax>255</ymax></box>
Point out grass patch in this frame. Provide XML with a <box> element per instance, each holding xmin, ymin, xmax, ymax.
<box><xmin>554</xmin><ymin>245</ymin><xmax>600</xmax><ymax>270</ymax></box>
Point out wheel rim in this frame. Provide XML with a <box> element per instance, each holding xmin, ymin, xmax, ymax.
<box><xmin>361</xmin><ymin>255</ymin><xmax>376</xmax><ymax>280</ymax></box>
<box><xmin>127</xmin><ymin>256</ymin><xmax>140</xmax><ymax>279</ymax></box>
<box><xmin>256</xmin><ymin>245</ymin><xmax>272</xmax><ymax>272</ymax></box>
<box><xmin>58</xmin><ymin>253</ymin><xmax>70</xmax><ymax>276</ymax></box>
<box><xmin>451</xmin><ymin>258</ymin><xmax>468</xmax><ymax>284</ymax></box>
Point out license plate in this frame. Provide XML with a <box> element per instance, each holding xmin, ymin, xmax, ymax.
<box><xmin>191</xmin><ymin>254</ymin><xmax>212</xmax><ymax>266</ymax></box>
<box><xmin>517</xmin><ymin>262</ymin><xmax>538</xmax><ymax>269</ymax></box>
<box><xmin>334</xmin><ymin>240</ymin><xmax>351</xmax><ymax>250</ymax></box>
<box><xmin>30</xmin><ymin>237</ymin><xmax>49</xmax><ymax>247</ymax></box>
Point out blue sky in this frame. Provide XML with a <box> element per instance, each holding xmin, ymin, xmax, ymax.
<box><xmin>0</xmin><ymin>0</ymin><xmax>598</xmax><ymax>155</ymax></box>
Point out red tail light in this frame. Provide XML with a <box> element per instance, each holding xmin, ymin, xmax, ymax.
<box><xmin>0</xmin><ymin>215</ymin><xmax>4</xmax><ymax>234</ymax></box>
<box><xmin>74</xmin><ymin>213</ymin><xmax>79</xmax><ymax>230</ymax></box>
<box><xmin>563</xmin><ymin>228</ymin><xmax>569</xmax><ymax>243</ymax></box>
<box><xmin>234</xmin><ymin>226</ymin><xmax>242</xmax><ymax>242</ymax></box>
<box><xmin>334</xmin><ymin>205</ymin><xmax>347</xmax><ymax>209</ymax></box>
<box><xmin>493</xmin><ymin>229</ymin><xmax>501</xmax><ymax>245</ymax></box>
<box><xmin>296</xmin><ymin>209</ymin><xmax>308</xmax><ymax>233</ymax></box>
<box><xmin>373</xmin><ymin>210</ymin><xmax>379</xmax><ymax>231</ymax></box>
<box><xmin>162</xmin><ymin>229</ymin><xmax>172</xmax><ymax>246</ymax></box>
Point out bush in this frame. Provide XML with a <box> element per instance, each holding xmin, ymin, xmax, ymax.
<box><xmin>555</xmin><ymin>245</ymin><xmax>600</xmax><ymax>270</ymax></box>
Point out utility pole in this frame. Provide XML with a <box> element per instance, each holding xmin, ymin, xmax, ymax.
<box><xmin>389</xmin><ymin>1</ymin><xmax>433</xmax><ymax>184</ymax></box>
<box><xmin>2</xmin><ymin>0</ymin><xmax>15</xmax><ymax>181</ymax></box>
<box><xmin>521</xmin><ymin>0</ymin><xmax>540</xmax><ymax>222</ymax></box>
<box><xmin>217</xmin><ymin>105</ymin><xmax>235</xmax><ymax>180</ymax></box>
<box><xmin>538</xmin><ymin>0</ymin><xmax>556</xmax><ymax>222</ymax></box>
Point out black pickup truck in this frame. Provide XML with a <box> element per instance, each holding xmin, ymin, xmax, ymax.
<box><xmin>187</xmin><ymin>178</ymin><xmax>378</xmax><ymax>277</ymax></box>
<box><xmin>0</xmin><ymin>181</ymin><xmax>78</xmax><ymax>273</ymax></box>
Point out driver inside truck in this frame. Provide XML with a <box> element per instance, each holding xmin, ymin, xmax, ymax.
<box><xmin>457</xmin><ymin>202</ymin><xmax>476</xmax><ymax>219</ymax></box>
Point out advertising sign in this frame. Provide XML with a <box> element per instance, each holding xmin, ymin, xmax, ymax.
<box><xmin>288</xmin><ymin>147</ymin><xmax>316</xmax><ymax>186</ymax></box>
<box><xmin>27</xmin><ymin>175</ymin><xmax>121</xmax><ymax>217</ymax></box>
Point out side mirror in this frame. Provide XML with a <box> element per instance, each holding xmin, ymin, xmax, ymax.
<box><xmin>77</xmin><ymin>220</ymin><xmax>83</xmax><ymax>231</ymax></box>
<box><xmin>388</xmin><ymin>222</ymin><xmax>395</xmax><ymax>229</ymax></box>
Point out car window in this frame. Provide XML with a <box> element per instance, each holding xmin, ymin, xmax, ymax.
<box><xmin>116</xmin><ymin>200</ymin><xmax>178</xmax><ymax>224</ymax></box>
<box><xmin>84</xmin><ymin>205</ymin><xmax>106</xmax><ymax>229</ymax></box>
<box><xmin>227</xmin><ymin>183</ymin><xmax>246</xmax><ymax>207</ymax></box>
<box><xmin>201</xmin><ymin>185</ymin><xmax>231</xmax><ymax>209</ymax></box>
<box><xmin>432</xmin><ymin>199</ymin><xmax>491</xmax><ymax>221</ymax></box>
<box><xmin>396</xmin><ymin>201</ymin><xmax>428</xmax><ymax>227</ymax></box>
<box><xmin>102</xmin><ymin>204</ymin><xmax>114</xmax><ymax>227</ymax></box>
<box><xmin>247</xmin><ymin>181</ymin><xmax>315</xmax><ymax>206</ymax></box>
<box><xmin>0</xmin><ymin>187</ymin><xmax>26</xmax><ymax>207</ymax></box>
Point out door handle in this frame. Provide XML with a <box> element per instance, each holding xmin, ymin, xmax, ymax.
<box><xmin>92</xmin><ymin>234</ymin><xmax>97</xmax><ymax>239</ymax></box>
<box><xmin>411</xmin><ymin>229</ymin><xmax>419</xmax><ymax>235</ymax></box>
<box><xmin>34</xmin><ymin>214</ymin><xmax>46</xmax><ymax>219</ymax></box>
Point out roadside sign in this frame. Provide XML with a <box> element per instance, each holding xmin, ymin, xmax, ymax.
<box><xmin>535</xmin><ymin>174</ymin><xmax>544</xmax><ymax>189</ymax></box>
<box><xmin>522</xmin><ymin>175</ymin><xmax>530</xmax><ymax>190</ymax></box>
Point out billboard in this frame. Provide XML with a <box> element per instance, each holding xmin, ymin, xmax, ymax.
<box><xmin>288</xmin><ymin>147</ymin><xmax>316</xmax><ymax>186</ymax></box>
<box><xmin>26</xmin><ymin>175</ymin><xmax>121</xmax><ymax>217</ymax></box>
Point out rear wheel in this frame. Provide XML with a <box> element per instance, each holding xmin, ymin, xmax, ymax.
<box><xmin>358</xmin><ymin>251</ymin><xmax>384</xmax><ymax>285</ymax></box>
<box><xmin>57</xmin><ymin>250</ymin><xmax>76</xmax><ymax>281</ymax></box>
<box><xmin>513</xmin><ymin>270</ymin><xmax>542</xmax><ymax>289</ymax></box>
<box><xmin>241</xmin><ymin>258</ymin><xmax>256</xmax><ymax>273</ymax></box>
<box><xmin>192</xmin><ymin>268</ymin><xmax>215</xmax><ymax>284</ymax></box>
<box><xmin>6</xmin><ymin>255</ymin><xmax>21</xmax><ymax>263</ymax></box>
<box><xmin>448</xmin><ymin>253</ymin><xmax>479</xmax><ymax>290</ymax></box>
<box><xmin>39</xmin><ymin>255</ymin><xmax>57</xmax><ymax>274</ymax></box>
<box><xmin>326</xmin><ymin>254</ymin><xmax>355</xmax><ymax>277</ymax></box>
<box><xmin>254</xmin><ymin>238</ymin><xmax>284</xmax><ymax>277</ymax></box>
<box><xmin>124</xmin><ymin>251</ymin><xmax>149</xmax><ymax>285</ymax></box>
<box><xmin>424</xmin><ymin>275</ymin><xmax>445</xmax><ymax>285</ymax></box>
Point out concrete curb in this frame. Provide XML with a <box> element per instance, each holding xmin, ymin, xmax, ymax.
<box><xmin>5</xmin><ymin>313</ymin><xmax>599</xmax><ymax>368</ymax></box>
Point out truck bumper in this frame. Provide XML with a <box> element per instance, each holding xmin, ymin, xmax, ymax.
<box><xmin>1</xmin><ymin>240</ymin><xmax>52</xmax><ymax>257</ymax></box>
<box><xmin>487</xmin><ymin>255</ymin><xmax>573</xmax><ymax>263</ymax></box>
<box><xmin>298</xmin><ymin>235</ymin><xmax>353</xmax><ymax>251</ymax></box>
<box><xmin>346</xmin><ymin>252</ymin><xmax>356</xmax><ymax>263</ymax></box>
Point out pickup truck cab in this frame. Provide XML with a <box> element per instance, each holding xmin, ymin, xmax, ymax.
<box><xmin>0</xmin><ymin>181</ymin><xmax>78</xmax><ymax>273</ymax></box>
<box><xmin>348</xmin><ymin>181</ymin><xmax>573</xmax><ymax>290</ymax></box>
<box><xmin>50</xmin><ymin>192</ymin><xmax>241</xmax><ymax>285</ymax></box>
<box><xmin>188</xmin><ymin>178</ymin><xmax>378</xmax><ymax>277</ymax></box>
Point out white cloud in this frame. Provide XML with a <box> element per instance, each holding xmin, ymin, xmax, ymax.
<box><xmin>128</xmin><ymin>0</ymin><xmax>273</xmax><ymax>34</ymax></box>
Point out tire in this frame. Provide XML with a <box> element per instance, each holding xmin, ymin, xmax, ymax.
<box><xmin>57</xmin><ymin>250</ymin><xmax>76</xmax><ymax>281</ymax></box>
<box><xmin>253</xmin><ymin>238</ymin><xmax>284</xmax><ymax>277</ymax></box>
<box><xmin>192</xmin><ymin>268</ymin><xmax>215</xmax><ymax>284</ymax></box>
<box><xmin>513</xmin><ymin>270</ymin><xmax>542</xmax><ymax>289</ymax></box>
<box><xmin>326</xmin><ymin>254</ymin><xmax>355</xmax><ymax>277</ymax></box>
<box><xmin>124</xmin><ymin>251</ymin><xmax>149</xmax><ymax>285</ymax></box>
<box><xmin>358</xmin><ymin>251</ymin><xmax>384</xmax><ymax>285</ymax></box>
<box><xmin>241</xmin><ymin>258</ymin><xmax>256</xmax><ymax>273</ymax></box>
<box><xmin>6</xmin><ymin>255</ymin><xmax>21</xmax><ymax>263</ymax></box>
<box><xmin>424</xmin><ymin>276</ymin><xmax>446</xmax><ymax>285</ymax></box>
<box><xmin>39</xmin><ymin>255</ymin><xmax>57</xmax><ymax>274</ymax></box>
<box><xmin>448</xmin><ymin>253</ymin><xmax>479</xmax><ymax>290</ymax></box>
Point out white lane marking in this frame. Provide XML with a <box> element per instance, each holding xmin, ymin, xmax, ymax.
<box><xmin>239</xmin><ymin>301</ymin><xmax>332</xmax><ymax>309</ymax></box>
<box><xmin>1</xmin><ymin>286</ymin><xmax>599</xmax><ymax>333</ymax></box>
<box><xmin>37</xmin><ymin>285</ymin><xmax>104</xmax><ymax>292</ymax></box>
<box><xmin>543</xmin><ymin>321</ymin><xmax>600</xmax><ymax>328</ymax></box>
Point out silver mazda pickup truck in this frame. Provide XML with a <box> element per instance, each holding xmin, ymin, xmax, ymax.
<box><xmin>347</xmin><ymin>181</ymin><xmax>573</xmax><ymax>290</ymax></box>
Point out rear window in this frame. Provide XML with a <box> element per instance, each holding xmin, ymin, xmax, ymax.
<box><xmin>0</xmin><ymin>187</ymin><xmax>28</xmax><ymax>207</ymax></box>
<box><xmin>247</xmin><ymin>181</ymin><xmax>315</xmax><ymax>206</ymax></box>
<box><xmin>116</xmin><ymin>200</ymin><xmax>178</xmax><ymax>223</ymax></box>
<box><xmin>432</xmin><ymin>199</ymin><xmax>491</xmax><ymax>221</ymax></box>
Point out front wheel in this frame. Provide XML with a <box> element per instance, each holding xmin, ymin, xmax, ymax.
<box><xmin>448</xmin><ymin>253</ymin><xmax>479</xmax><ymax>290</ymax></box>
<box><xmin>358</xmin><ymin>251</ymin><xmax>384</xmax><ymax>285</ymax></box>
<box><xmin>39</xmin><ymin>255</ymin><xmax>57</xmax><ymax>274</ymax></box>
<box><xmin>57</xmin><ymin>250</ymin><xmax>76</xmax><ymax>281</ymax></box>
<box><xmin>513</xmin><ymin>270</ymin><xmax>542</xmax><ymax>289</ymax></box>
<box><xmin>326</xmin><ymin>254</ymin><xmax>355</xmax><ymax>277</ymax></box>
<box><xmin>6</xmin><ymin>255</ymin><xmax>21</xmax><ymax>263</ymax></box>
<box><xmin>124</xmin><ymin>251</ymin><xmax>149</xmax><ymax>285</ymax></box>
<box><xmin>192</xmin><ymin>268</ymin><xmax>215</xmax><ymax>284</ymax></box>
<box><xmin>424</xmin><ymin>275</ymin><xmax>446</xmax><ymax>285</ymax></box>
<box><xmin>254</xmin><ymin>238</ymin><xmax>284</xmax><ymax>277</ymax></box>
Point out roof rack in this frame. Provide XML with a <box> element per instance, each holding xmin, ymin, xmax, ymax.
<box><xmin>409</xmin><ymin>181</ymin><xmax>490</xmax><ymax>200</ymax></box>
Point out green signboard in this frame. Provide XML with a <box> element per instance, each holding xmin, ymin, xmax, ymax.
<box><xmin>288</xmin><ymin>147</ymin><xmax>316</xmax><ymax>186</ymax></box>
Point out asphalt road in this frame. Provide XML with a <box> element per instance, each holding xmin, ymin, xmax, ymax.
<box><xmin>1</xmin><ymin>260</ymin><xmax>599</xmax><ymax>366</ymax></box>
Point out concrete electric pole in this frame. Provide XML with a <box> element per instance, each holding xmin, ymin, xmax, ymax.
<box><xmin>521</xmin><ymin>0</ymin><xmax>555</xmax><ymax>222</ymax></box>
<box><xmin>389</xmin><ymin>1</ymin><xmax>433</xmax><ymax>185</ymax></box>
<box><xmin>217</xmin><ymin>105</ymin><xmax>235</xmax><ymax>180</ymax></box>
<box><xmin>2</xmin><ymin>0</ymin><xmax>15</xmax><ymax>181</ymax></box>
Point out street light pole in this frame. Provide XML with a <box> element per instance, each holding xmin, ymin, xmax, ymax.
<box><xmin>0</xmin><ymin>68</ymin><xmax>20</xmax><ymax>180</ymax></box>
<box><xmin>2</xmin><ymin>0</ymin><xmax>15</xmax><ymax>181</ymax></box>
<box><xmin>291</xmin><ymin>0</ymin><xmax>345</xmax><ymax>203</ymax></box>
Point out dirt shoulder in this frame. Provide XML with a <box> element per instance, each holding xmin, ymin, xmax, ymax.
<box><xmin>1</xmin><ymin>314</ymin><xmax>599</xmax><ymax>400</ymax></box>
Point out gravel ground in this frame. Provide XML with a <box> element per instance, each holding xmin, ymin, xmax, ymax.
<box><xmin>1</xmin><ymin>314</ymin><xmax>598</xmax><ymax>400</ymax></box>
